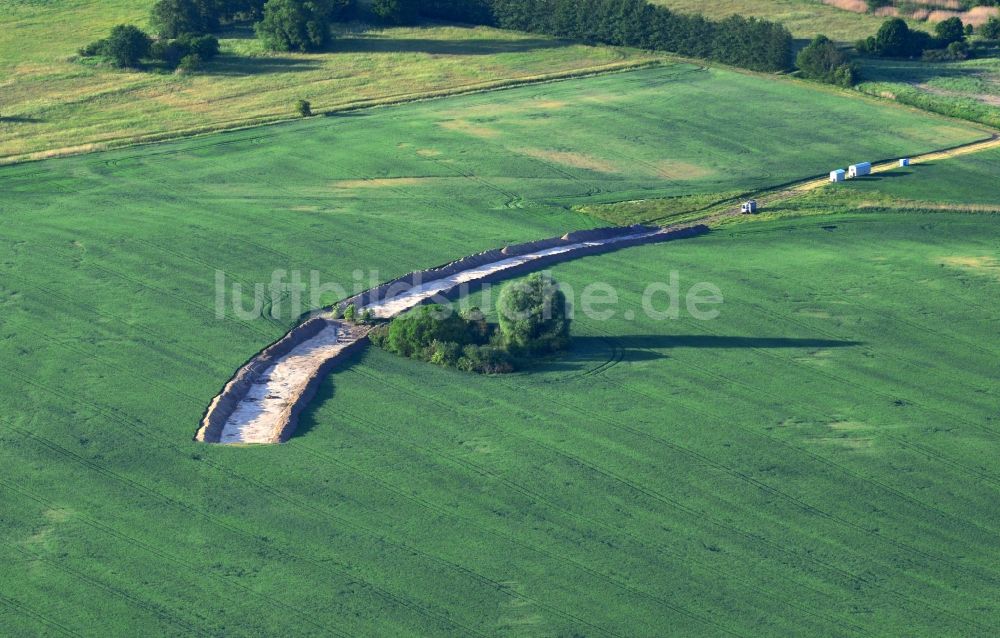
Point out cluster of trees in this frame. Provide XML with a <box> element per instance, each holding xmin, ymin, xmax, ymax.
<box><xmin>857</xmin><ymin>17</ymin><xmax>973</xmax><ymax>60</ymax></box>
<box><xmin>412</xmin><ymin>0</ymin><xmax>793</xmax><ymax>72</ymax></box>
<box><xmin>80</xmin><ymin>25</ymin><xmax>220</xmax><ymax>70</ymax></box>
<box><xmin>796</xmin><ymin>36</ymin><xmax>858</xmax><ymax>87</ymax></box>
<box><xmin>368</xmin><ymin>273</ymin><xmax>571</xmax><ymax>374</ymax></box>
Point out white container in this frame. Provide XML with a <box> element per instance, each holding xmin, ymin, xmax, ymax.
<box><xmin>830</xmin><ymin>169</ymin><xmax>846</xmax><ymax>183</ymax></box>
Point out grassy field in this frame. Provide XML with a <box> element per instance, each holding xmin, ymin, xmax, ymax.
<box><xmin>1</xmin><ymin>65</ymin><xmax>998</xmax><ymax>635</ymax></box>
<box><xmin>649</xmin><ymin>0</ymin><xmax>894</xmax><ymax>42</ymax></box>
<box><xmin>0</xmin><ymin>0</ymin><xmax>660</xmax><ymax>162</ymax></box>
<box><xmin>858</xmin><ymin>55</ymin><xmax>1000</xmax><ymax>129</ymax></box>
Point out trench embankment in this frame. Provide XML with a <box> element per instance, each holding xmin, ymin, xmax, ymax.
<box><xmin>197</xmin><ymin>223</ymin><xmax>709</xmax><ymax>444</ymax></box>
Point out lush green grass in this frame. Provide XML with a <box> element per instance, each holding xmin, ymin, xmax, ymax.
<box><xmin>858</xmin><ymin>55</ymin><xmax>1000</xmax><ymax>128</ymax></box>
<box><xmin>0</xmin><ymin>0</ymin><xmax>660</xmax><ymax>162</ymax></box>
<box><xmin>1</xmin><ymin>66</ymin><xmax>998</xmax><ymax>635</ymax></box>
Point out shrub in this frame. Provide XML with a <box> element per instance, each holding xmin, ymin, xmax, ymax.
<box><xmin>178</xmin><ymin>33</ymin><xmax>220</xmax><ymax>59</ymax></box>
<box><xmin>103</xmin><ymin>25</ymin><xmax>152</xmax><ymax>68</ymax></box>
<box><xmin>935</xmin><ymin>17</ymin><xmax>965</xmax><ymax>46</ymax></box>
<box><xmin>178</xmin><ymin>53</ymin><xmax>204</xmax><ymax>71</ymax></box>
<box><xmin>497</xmin><ymin>272</ymin><xmax>570</xmax><ymax>354</ymax></box>
<box><xmin>384</xmin><ymin>305</ymin><xmax>473</xmax><ymax>358</ymax></box>
<box><xmin>150</xmin><ymin>34</ymin><xmax>219</xmax><ymax>69</ymax></box>
<box><xmin>797</xmin><ymin>35</ymin><xmax>858</xmax><ymax>87</ymax></box>
<box><xmin>343</xmin><ymin>303</ymin><xmax>356</xmax><ymax>321</ymax></box>
<box><xmin>457</xmin><ymin>344</ymin><xmax>515</xmax><ymax>374</ymax></box>
<box><xmin>296</xmin><ymin>99</ymin><xmax>313</xmax><ymax>116</ymax></box>
<box><xmin>981</xmin><ymin>17</ymin><xmax>1000</xmax><ymax>41</ymax></box>
<box><xmin>372</xmin><ymin>0</ymin><xmax>419</xmax><ymax>25</ymax></box>
<box><xmin>873</xmin><ymin>18</ymin><xmax>911</xmax><ymax>57</ymax></box>
<box><xmin>255</xmin><ymin>0</ymin><xmax>336</xmax><ymax>52</ymax></box>
<box><xmin>150</xmin><ymin>0</ymin><xmax>213</xmax><ymax>38</ymax></box>
<box><xmin>79</xmin><ymin>39</ymin><xmax>108</xmax><ymax>57</ymax></box>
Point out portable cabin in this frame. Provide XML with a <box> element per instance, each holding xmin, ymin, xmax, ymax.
<box><xmin>829</xmin><ymin>169</ymin><xmax>846</xmax><ymax>183</ymax></box>
<box><xmin>848</xmin><ymin>162</ymin><xmax>872</xmax><ymax>178</ymax></box>
<box><xmin>899</xmin><ymin>158</ymin><xmax>910</xmax><ymax>167</ymax></box>
<box><xmin>741</xmin><ymin>200</ymin><xmax>758</xmax><ymax>214</ymax></box>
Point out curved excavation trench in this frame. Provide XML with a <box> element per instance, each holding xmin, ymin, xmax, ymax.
<box><xmin>198</xmin><ymin>225</ymin><xmax>707</xmax><ymax>444</ymax></box>
<box><xmin>197</xmin><ymin>129</ymin><xmax>1000</xmax><ymax>445</ymax></box>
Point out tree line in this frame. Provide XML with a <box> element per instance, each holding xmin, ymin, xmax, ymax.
<box><xmin>417</xmin><ymin>0</ymin><xmax>793</xmax><ymax>72</ymax></box>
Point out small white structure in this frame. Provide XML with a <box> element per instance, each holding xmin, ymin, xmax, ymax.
<box><xmin>741</xmin><ymin>200</ymin><xmax>758</xmax><ymax>214</ymax></box>
<box><xmin>848</xmin><ymin>162</ymin><xmax>872</xmax><ymax>178</ymax></box>
<box><xmin>899</xmin><ymin>158</ymin><xmax>910</xmax><ymax>167</ymax></box>
<box><xmin>829</xmin><ymin>169</ymin><xmax>846</xmax><ymax>183</ymax></box>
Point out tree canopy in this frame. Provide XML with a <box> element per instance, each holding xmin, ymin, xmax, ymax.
<box><xmin>796</xmin><ymin>35</ymin><xmax>857</xmax><ymax>87</ymax></box>
<box><xmin>497</xmin><ymin>272</ymin><xmax>570</xmax><ymax>354</ymax></box>
<box><xmin>104</xmin><ymin>25</ymin><xmax>152</xmax><ymax>68</ymax></box>
<box><xmin>254</xmin><ymin>0</ymin><xmax>337</xmax><ymax>52</ymax></box>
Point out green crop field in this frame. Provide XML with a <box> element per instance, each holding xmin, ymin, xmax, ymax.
<box><xmin>0</xmin><ymin>0</ymin><xmax>660</xmax><ymax>163</ymax></box>
<box><xmin>1</xmin><ymin>64</ymin><xmax>998</xmax><ymax>635</ymax></box>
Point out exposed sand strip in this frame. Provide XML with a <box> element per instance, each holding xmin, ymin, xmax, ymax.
<box><xmin>364</xmin><ymin>228</ymin><xmax>676</xmax><ymax>318</ymax></box>
<box><xmin>201</xmin><ymin>225</ymin><xmax>703</xmax><ymax>444</ymax></box>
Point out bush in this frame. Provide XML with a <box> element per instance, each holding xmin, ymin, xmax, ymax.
<box><xmin>296</xmin><ymin>99</ymin><xmax>312</xmax><ymax>116</ymax></box>
<box><xmin>79</xmin><ymin>39</ymin><xmax>108</xmax><ymax>57</ymax></box>
<box><xmin>797</xmin><ymin>35</ymin><xmax>858</xmax><ymax>87</ymax></box>
<box><xmin>372</xmin><ymin>0</ymin><xmax>419</xmax><ymax>25</ymax></box>
<box><xmin>178</xmin><ymin>53</ymin><xmax>204</xmax><ymax>71</ymax></box>
<box><xmin>981</xmin><ymin>17</ymin><xmax>1000</xmax><ymax>41</ymax></box>
<box><xmin>935</xmin><ymin>17</ymin><xmax>965</xmax><ymax>46</ymax></box>
<box><xmin>497</xmin><ymin>272</ymin><xmax>570</xmax><ymax>354</ymax></box>
<box><xmin>150</xmin><ymin>34</ymin><xmax>219</xmax><ymax>69</ymax></box>
<box><xmin>150</xmin><ymin>0</ymin><xmax>214</xmax><ymax>38</ymax></box>
<box><xmin>343</xmin><ymin>303</ymin><xmax>356</xmax><ymax>321</ymax></box>
<box><xmin>923</xmin><ymin>40</ymin><xmax>971</xmax><ymax>62</ymax></box>
<box><xmin>255</xmin><ymin>0</ymin><xmax>337</xmax><ymax>52</ymax></box>
<box><xmin>103</xmin><ymin>25</ymin><xmax>152</xmax><ymax>68</ymax></box>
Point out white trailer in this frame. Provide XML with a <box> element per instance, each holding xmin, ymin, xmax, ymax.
<box><xmin>830</xmin><ymin>169</ymin><xmax>846</xmax><ymax>183</ymax></box>
<box><xmin>899</xmin><ymin>158</ymin><xmax>910</xmax><ymax>167</ymax></box>
<box><xmin>848</xmin><ymin>162</ymin><xmax>872</xmax><ymax>178</ymax></box>
<box><xmin>741</xmin><ymin>200</ymin><xmax>758</xmax><ymax>214</ymax></box>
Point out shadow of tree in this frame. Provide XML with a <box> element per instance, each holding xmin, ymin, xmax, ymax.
<box><xmin>207</xmin><ymin>55</ymin><xmax>324</xmax><ymax>76</ymax></box>
<box><xmin>573</xmin><ymin>334</ymin><xmax>862</xmax><ymax>353</ymax></box>
<box><xmin>1</xmin><ymin>116</ymin><xmax>43</xmax><ymax>123</ymax></box>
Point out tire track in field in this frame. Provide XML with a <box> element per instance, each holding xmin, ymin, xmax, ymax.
<box><xmin>0</xmin><ymin>526</ymin><xmax>213</xmax><ymax>637</ymax></box>
<box><xmin>309</xmin><ymin>406</ymin><xmax>871</xmax><ymax>637</ymax></box>
<box><xmin>589</xmin><ymin>328</ymin><xmax>1000</xmax><ymax>536</ymax></box>
<box><xmin>578</xmin><ymin>314</ymin><xmax>1000</xmax><ymax>533</ymax></box>
<box><xmin>0</xmin><ymin>375</ymin><xmax>624</xmax><ymax>638</ymax></box>
<box><xmin>293</xmin><ymin>443</ymin><xmax>767</xmax><ymax>638</ymax></box>
<box><xmin>0</xmin><ymin>325</ymin><xmax>855</xmax><ymax>638</ymax></box>
<box><xmin>0</xmin><ymin>479</ymin><xmax>350</xmax><ymax>638</ymax></box>
<box><xmin>715</xmin><ymin>267</ymin><xmax>1000</xmax><ymax>440</ymax></box>
<box><xmin>0</xmin><ymin>326</ymin><xmax>776</xmax><ymax>634</ymax></box>
<box><xmin>0</xmin><ymin>592</ymin><xmax>83</xmax><ymax>638</ymax></box>
<box><xmin>0</xmin><ymin>430</ymin><xmax>482</xmax><ymax>638</ymax></box>
<box><xmin>346</xmin><ymin>366</ymin><xmax>998</xmax><ymax>631</ymax></box>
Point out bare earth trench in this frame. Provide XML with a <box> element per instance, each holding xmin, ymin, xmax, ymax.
<box><xmin>203</xmin><ymin>226</ymin><xmax>697</xmax><ymax>444</ymax></box>
<box><xmin>199</xmin><ymin>135</ymin><xmax>1000</xmax><ymax>445</ymax></box>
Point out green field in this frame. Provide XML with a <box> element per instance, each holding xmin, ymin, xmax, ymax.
<box><xmin>2</xmin><ymin>64</ymin><xmax>999</xmax><ymax>635</ymax></box>
<box><xmin>858</xmin><ymin>55</ymin><xmax>1000</xmax><ymax>129</ymax></box>
<box><xmin>0</xmin><ymin>0</ymin><xmax>660</xmax><ymax>162</ymax></box>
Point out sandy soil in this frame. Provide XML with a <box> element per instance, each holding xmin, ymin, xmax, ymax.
<box><xmin>213</xmin><ymin>227</ymin><xmax>670</xmax><ymax>443</ymax></box>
